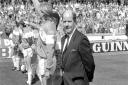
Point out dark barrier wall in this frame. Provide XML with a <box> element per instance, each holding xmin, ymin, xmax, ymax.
<box><xmin>91</xmin><ymin>40</ymin><xmax>128</xmax><ymax>53</ymax></box>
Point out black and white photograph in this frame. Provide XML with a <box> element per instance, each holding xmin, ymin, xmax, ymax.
<box><xmin>0</xmin><ymin>0</ymin><xmax>128</xmax><ymax>85</ymax></box>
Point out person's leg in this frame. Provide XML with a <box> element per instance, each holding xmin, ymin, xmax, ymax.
<box><xmin>36</xmin><ymin>55</ymin><xmax>47</xmax><ymax>85</ymax></box>
<box><xmin>27</xmin><ymin>71</ymin><xmax>32</xmax><ymax>85</ymax></box>
<box><xmin>15</xmin><ymin>56</ymin><xmax>20</xmax><ymax>71</ymax></box>
<box><xmin>31</xmin><ymin>53</ymin><xmax>37</xmax><ymax>80</ymax></box>
<box><xmin>41</xmin><ymin>77</ymin><xmax>47</xmax><ymax>85</ymax></box>
<box><xmin>26</xmin><ymin>56</ymin><xmax>33</xmax><ymax>85</ymax></box>
<box><xmin>12</xmin><ymin>55</ymin><xmax>17</xmax><ymax>70</ymax></box>
<box><xmin>20</xmin><ymin>57</ymin><xmax>27</xmax><ymax>73</ymax></box>
<box><xmin>24</xmin><ymin>57</ymin><xmax>28</xmax><ymax>71</ymax></box>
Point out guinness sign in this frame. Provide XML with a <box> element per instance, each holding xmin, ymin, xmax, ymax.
<box><xmin>91</xmin><ymin>40</ymin><xmax>128</xmax><ymax>53</ymax></box>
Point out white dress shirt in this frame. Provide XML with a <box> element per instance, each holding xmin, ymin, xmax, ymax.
<box><xmin>62</xmin><ymin>28</ymin><xmax>76</xmax><ymax>52</ymax></box>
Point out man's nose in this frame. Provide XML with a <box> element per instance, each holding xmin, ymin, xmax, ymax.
<box><xmin>65</xmin><ymin>22</ymin><xmax>69</xmax><ymax>26</ymax></box>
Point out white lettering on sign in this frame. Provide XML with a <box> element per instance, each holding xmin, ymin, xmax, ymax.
<box><xmin>115</xmin><ymin>42</ymin><xmax>123</xmax><ymax>51</ymax></box>
<box><xmin>102</xmin><ymin>42</ymin><xmax>109</xmax><ymax>52</ymax></box>
<box><xmin>92</xmin><ymin>43</ymin><xmax>101</xmax><ymax>52</ymax></box>
<box><xmin>123</xmin><ymin>41</ymin><xmax>128</xmax><ymax>50</ymax></box>
<box><xmin>0</xmin><ymin>48</ymin><xmax>9</xmax><ymax>57</ymax></box>
<box><xmin>110</xmin><ymin>42</ymin><xmax>115</xmax><ymax>51</ymax></box>
<box><xmin>92</xmin><ymin>40</ymin><xmax>128</xmax><ymax>53</ymax></box>
<box><xmin>4</xmin><ymin>39</ymin><xmax>10</xmax><ymax>46</ymax></box>
<box><xmin>0</xmin><ymin>39</ymin><xmax>13</xmax><ymax>57</ymax></box>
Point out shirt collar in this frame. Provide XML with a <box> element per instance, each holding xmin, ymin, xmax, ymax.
<box><xmin>67</xmin><ymin>27</ymin><xmax>76</xmax><ymax>39</ymax></box>
<box><xmin>66</xmin><ymin>27</ymin><xmax>76</xmax><ymax>45</ymax></box>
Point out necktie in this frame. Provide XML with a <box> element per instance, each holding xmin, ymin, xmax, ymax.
<box><xmin>64</xmin><ymin>35</ymin><xmax>69</xmax><ymax>51</ymax></box>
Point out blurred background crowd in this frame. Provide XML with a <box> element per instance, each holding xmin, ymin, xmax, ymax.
<box><xmin>0</xmin><ymin>0</ymin><xmax>128</xmax><ymax>37</ymax></box>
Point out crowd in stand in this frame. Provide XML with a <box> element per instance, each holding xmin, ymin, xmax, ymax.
<box><xmin>0</xmin><ymin>1</ymin><xmax>128</xmax><ymax>37</ymax></box>
<box><xmin>54</xmin><ymin>2</ymin><xmax>127</xmax><ymax>34</ymax></box>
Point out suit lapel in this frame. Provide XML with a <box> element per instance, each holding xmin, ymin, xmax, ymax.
<box><xmin>67</xmin><ymin>29</ymin><xmax>78</xmax><ymax>50</ymax></box>
<box><xmin>62</xmin><ymin>29</ymin><xmax>78</xmax><ymax>54</ymax></box>
<box><xmin>61</xmin><ymin>35</ymin><xmax>66</xmax><ymax>53</ymax></box>
<box><xmin>63</xmin><ymin>29</ymin><xmax>79</xmax><ymax>64</ymax></box>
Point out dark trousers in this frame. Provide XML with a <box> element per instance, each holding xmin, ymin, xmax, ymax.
<box><xmin>47</xmin><ymin>69</ymin><xmax>62</xmax><ymax>85</ymax></box>
<box><xmin>61</xmin><ymin>78</ymin><xmax>89</xmax><ymax>85</ymax></box>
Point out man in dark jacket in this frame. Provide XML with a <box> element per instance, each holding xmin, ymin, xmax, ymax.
<box><xmin>58</xmin><ymin>9</ymin><xmax>95</xmax><ymax>85</ymax></box>
<box><xmin>125</xmin><ymin>20</ymin><xmax>128</xmax><ymax>37</ymax></box>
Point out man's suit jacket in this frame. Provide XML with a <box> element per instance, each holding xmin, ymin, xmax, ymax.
<box><xmin>60</xmin><ymin>29</ymin><xmax>95</xmax><ymax>85</ymax></box>
<box><xmin>125</xmin><ymin>24</ymin><xmax>128</xmax><ymax>36</ymax></box>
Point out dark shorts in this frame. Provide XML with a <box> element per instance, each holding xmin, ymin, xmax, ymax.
<box><xmin>18</xmin><ymin>50</ymin><xmax>24</xmax><ymax>58</ymax></box>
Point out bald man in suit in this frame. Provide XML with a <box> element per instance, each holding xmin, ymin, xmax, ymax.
<box><xmin>58</xmin><ymin>10</ymin><xmax>95</xmax><ymax>85</ymax></box>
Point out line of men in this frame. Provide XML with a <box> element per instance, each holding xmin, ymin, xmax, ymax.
<box><xmin>8</xmin><ymin>9</ymin><xmax>95</xmax><ymax>85</ymax></box>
